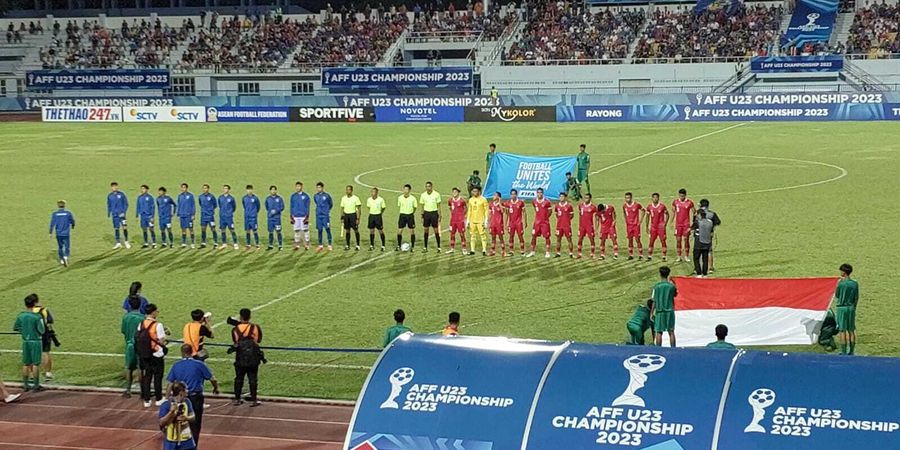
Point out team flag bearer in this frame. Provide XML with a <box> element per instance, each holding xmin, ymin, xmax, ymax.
<box><xmin>176</xmin><ymin>183</ymin><xmax>196</xmax><ymax>248</ymax></box>
<box><xmin>577</xmin><ymin>194</ymin><xmax>598</xmax><ymax>259</ymax></box>
<box><xmin>108</xmin><ymin>182</ymin><xmax>131</xmax><ymax>249</ymax></box>
<box><xmin>136</xmin><ymin>185</ymin><xmax>157</xmax><ymax>248</ymax></box>
<box><xmin>242</xmin><ymin>185</ymin><xmax>261</xmax><ymax>249</ymax></box>
<box><xmin>265</xmin><ymin>186</ymin><xmax>285</xmax><ymax>250</ymax></box>
<box><xmin>49</xmin><ymin>200</ymin><xmax>75</xmax><ymax>266</ymax></box>
<box><xmin>834</xmin><ymin>263</ymin><xmax>859</xmax><ymax>355</ymax></box>
<box><xmin>198</xmin><ymin>184</ymin><xmax>218</xmax><ymax>248</ymax></box>
<box><xmin>156</xmin><ymin>187</ymin><xmax>176</xmax><ymax>248</ymax></box>
<box><xmin>217</xmin><ymin>185</ymin><xmax>239</xmax><ymax>250</ymax></box>
<box><xmin>488</xmin><ymin>192</ymin><xmax>506</xmax><ymax>256</ymax></box>
<box><xmin>446</xmin><ymin>188</ymin><xmax>467</xmax><ymax>254</ymax></box>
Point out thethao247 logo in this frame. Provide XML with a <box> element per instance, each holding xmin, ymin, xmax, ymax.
<box><xmin>379</xmin><ymin>367</ymin><xmax>514</xmax><ymax>413</ymax></box>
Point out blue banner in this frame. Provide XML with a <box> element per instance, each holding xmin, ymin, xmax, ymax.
<box><xmin>322</xmin><ymin>67</ymin><xmax>473</xmax><ymax>94</ymax></box>
<box><xmin>484</xmin><ymin>152</ymin><xmax>577</xmax><ymax>200</ymax></box>
<box><xmin>205</xmin><ymin>106</ymin><xmax>290</xmax><ymax>122</ymax></box>
<box><xmin>374</xmin><ymin>106</ymin><xmax>464</xmax><ymax>122</ymax></box>
<box><xmin>751</xmin><ymin>55</ymin><xmax>843</xmax><ymax>73</ymax></box>
<box><xmin>694</xmin><ymin>0</ymin><xmax>741</xmax><ymax>13</ymax></box>
<box><xmin>782</xmin><ymin>0</ymin><xmax>838</xmax><ymax>48</ymax></box>
<box><xmin>26</xmin><ymin>69</ymin><xmax>171</xmax><ymax>90</ymax></box>
<box><xmin>717</xmin><ymin>352</ymin><xmax>900</xmax><ymax>449</ymax></box>
<box><xmin>557</xmin><ymin>105</ymin><xmax>681</xmax><ymax>122</ymax></box>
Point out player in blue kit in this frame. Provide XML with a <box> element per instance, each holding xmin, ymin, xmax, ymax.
<box><xmin>198</xmin><ymin>184</ymin><xmax>218</xmax><ymax>249</ymax></box>
<box><xmin>135</xmin><ymin>185</ymin><xmax>157</xmax><ymax>248</ymax></box>
<box><xmin>156</xmin><ymin>187</ymin><xmax>176</xmax><ymax>248</ymax></box>
<box><xmin>217</xmin><ymin>185</ymin><xmax>240</xmax><ymax>250</ymax></box>
<box><xmin>243</xmin><ymin>185</ymin><xmax>261</xmax><ymax>250</ymax></box>
<box><xmin>290</xmin><ymin>181</ymin><xmax>311</xmax><ymax>251</ymax></box>
<box><xmin>108</xmin><ymin>182</ymin><xmax>131</xmax><ymax>249</ymax></box>
<box><xmin>313</xmin><ymin>182</ymin><xmax>333</xmax><ymax>252</ymax></box>
<box><xmin>49</xmin><ymin>200</ymin><xmax>75</xmax><ymax>266</ymax></box>
<box><xmin>176</xmin><ymin>183</ymin><xmax>196</xmax><ymax>248</ymax></box>
<box><xmin>266</xmin><ymin>185</ymin><xmax>285</xmax><ymax>251</ymax></box>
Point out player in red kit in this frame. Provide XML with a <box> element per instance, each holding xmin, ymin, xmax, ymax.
<box><xmin>623</xmin><ymin>192</ymin><xmax>644</xmax><ymax>260</ymax></box>
<box><xmin>488</xmin><ymin>192</ymin><xmax>506</xmax><ymax>256</ymax></box>
<box><xmin>577</xmin><ymin>193</ymin><xmax>598</xmax><ymax>259</ymax></box>
<box><xmin>505</xmin><ymin>189</ymin><xmax>527</xmax><ymax>255</ymax></box>
<box><xmin>554</xmin><ymin>192</ymin><xmax>575</xmax><ymax>257</ymax></box>
<box><xmin>672</xmin><ymin>188</ymin><xmax>696</xmax><ymax>262</ymax></box>
<box><xmin>597</xmin><ymin>201</ymin><xmax>619</xmax><ymax>259</ymax></box>
<box><xmin>528</xmin><ymin>188</ymin><xmax>553</xmax><ymax>258</ymax></box>
<box><xmin>446</xmin><ymin>187</ymin><xmax>468</xmax><ymax>254</ymax></box>
<box><xmin>645</xmin><ymin>192</ymin><xmax>669</xmax><ymax>261</ymax></box>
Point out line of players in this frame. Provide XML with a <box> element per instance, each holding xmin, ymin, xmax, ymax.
<box><xmin>106</xmin><ymin>180</ymin><xmax>701</xmax><ymax>260</ymax></box>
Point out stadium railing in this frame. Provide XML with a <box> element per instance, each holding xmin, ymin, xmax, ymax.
<box><xmin>406</xmin><ymin>31</ymin><xmax>484</xmax><ymax>43</ymax></box>
<box><xmin>499</xmin><ymin>53</ymin><xmax>900</xmax><ymax>66</ymax></box>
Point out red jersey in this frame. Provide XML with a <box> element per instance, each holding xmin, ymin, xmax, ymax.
<box><xmin>623</xmin><ymin>201</ymin><xmax>643</xmax><ymax>226</ymax></box>
<box><xmin>489</xmin><ymin>202</ymin><xmax>504</xmax><ymax>226</ymax></box>
<box><xmin>598</xmin><ymin>204</ymin><xmax>616</xmax><ymax>228</ymax></box>
<box><xmin>448</xmin><ymin>197</ymin><xmax>467</xmax><ymax>222</ymax></box>
<box><xmin>555</xmin><ymin>202</ymin><xmax>574</xmax><ymax>229</ymax></box>
<box><xmin>646</xmin><ymin>202</ymin><xmax>668</xmax><ymax>227</ymax></box>
<box><xmin>672</xmin><ymin>198</ymin><xmax>695</xmax><ymax>226</ymax></box>
<box><xmin>533</xmin><ymin>198</ymin><xmax>552</xmax><ymax>223</ymax></box>
<box><xmin>505</xmin><ymin>199</ymin><xmax>525</xmax><ymax>225</ymax></box>
<box><xmin>579</xmin><ymin>203</ymin><xmax>597</xmax><ymax>228</ymax></box>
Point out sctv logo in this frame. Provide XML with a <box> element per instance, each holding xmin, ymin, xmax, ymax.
<box><xmin>130</xmin><ymin>108</ymin><xmax>157</xmax><ymax>120</ymax></box>
<box><xmin>170</xmin><ymin>109</ymin><xmax>200</xmax><ymax>121</ymax></box>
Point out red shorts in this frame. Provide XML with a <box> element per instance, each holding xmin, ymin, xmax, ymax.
<box><xmin>556</xmin><ymin>227</ymin><xmax>572</xmax><ymax>238</ymax></box>
<box><xmin>579</xmin><ymin>226</ymin><xmax>595</xmax><ymax>238</ymax></box>
<box><xmin>450</xmin><ymin>220</ymin><xmax>465</xmax><ymax>234</ymax></box>
<box><xmin>675</xmin><ymin>224</ymin><xmax>691</xmax><ymax>237</ymax></box>
<box><xmin>490</xmin><ymin>223</ymin><xmax>504</xmax><ymax>236</ymax></box>
<box><xmin>626</xmin><ymin>223</ymin><xmax>641</xmax><ymax>239</ymax></box>
<box><xmin>508</xmin><ymin>221</ymin><xmax>523</xmax><ymax>235</ymax></box>
<box><xmin>532</xmin><ymin>221</ymin><xmax>550</xmax><ymax>238</ymax></box>
<box><xmin>649</xmin><ymin>225</ymin><xmax>666</xmax><ymax>240</ymax></box>
<box><xmin>600</xmin><ymin>226</ymin><xmax>617</xmax><ymax>240</ymax></box>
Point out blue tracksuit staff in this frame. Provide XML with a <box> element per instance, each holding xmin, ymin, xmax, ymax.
<box><xmin>198</xmin><ymin>190</ymin><xmax>218</xmax><ymax>247</ymax></box>
<box><xmin>290</xmin><ymin>188</ymin><xmax>311</xmax><ymax>249</ymax></box>
<box><xmin>314</xmin><ymin>190</ymin><xmax>333</xmax><ymax>247</ymax></box>
<box><xmin>218</xmin><ymin>191</ymin><xmax>239</xmax><ymax>248</ymax></box>
<box><xmin>243</xmin><ymin>193</ymin><xmax>261</xmax><ymax>248</ymax></box>
<box><xmin>107</xmin><ymin>187</ymin><xmax>129</xmax><ymax>246</ymax></box>
<box><xmin>49</xmin><ymin>203</ymin><xmax>75</xmax><ymax>265</ymax></box>
<box><xmin>176</xmin><ymin>188</ymin><xmax>196</xmax><ymax>247</ymax></box>
<box><xmin>157</xmin><ymin>193</ymin><xmax>176</xmax><ymax>247</ymax></box>
<box><xmin>266</xmin><ymin>192</ymin><xmax>285</xmax><ymax>250</ymax></box>
<box><xmin>136</xmin><ymin>190</ymin><xmax>157</xmax><ymax>247</ymax></box>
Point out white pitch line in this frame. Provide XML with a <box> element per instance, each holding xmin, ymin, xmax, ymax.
<box><xmin>588</xmin><ymin>122</ymin><xmax>751</xmax><ymax>176</ymax></box>
<box><xmin>354</xmin><ymin>158</ymin><xmax>479</xmax><ymax>193</ymax></box>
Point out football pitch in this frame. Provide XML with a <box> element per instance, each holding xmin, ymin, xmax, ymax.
<box><xmin>0</xmin><ymin>121</ymin><xmax>897</xmax><ymax>400</ymax></box>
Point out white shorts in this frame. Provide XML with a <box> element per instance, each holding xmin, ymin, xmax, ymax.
<box><xmin>292</xmin><ymin>216</ymin><xmax>310</xmax><ymax>232</ymax></box>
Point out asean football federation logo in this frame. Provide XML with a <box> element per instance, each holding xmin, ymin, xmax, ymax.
<box><xmin>380</xmin><ymin>367</ymin><xmax>415</xmax><ymax>409</ymax></box>
<box><xmin>744</xmin><ymin>388</ymin><xmax>777</xmax><ymax>433</ymax></box>
<box><xmin>612</xmin><ymin>354</ymin><xmax>666</xmax><ymax>407</ymax></box>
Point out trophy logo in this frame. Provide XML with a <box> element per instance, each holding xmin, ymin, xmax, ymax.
<box><xmin>380</xmin><ymin>367</ymin><xmax>415</xmax><ymax>409</ymax></box>
<box><xmin>612</xmin><ymin>354</ymin><xmax>666</xmax><ymax>407</ymax></box>
<box><xmin>744</xmin><ymin>388</ymin><xmax>777</xmax><ymax>433</ymax></box>
<box><xmin>683</xmin><ymin>106</ymin><xmax>692</xmax><ymax>121</ymax></box>
<box><xmin>695</xmin><ymin>93</ymin><xmax>703</xmax><ymax>104</ymax></box>
<box><xmin>342</xmin><ymin>95</ymin><xmax>350</xmax><ymax>107</ymax></box>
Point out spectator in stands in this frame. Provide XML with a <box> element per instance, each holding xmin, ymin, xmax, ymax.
<box><xmin>706</xmin><ymin>324</ymin><xmax>736</xmax><ymax>349</ymax></box>
<box><xmin>122</xmin><ymin>281</ymin><xmax>150</xmax><ymax>314</ymax></box>
<box><xmin>167</xmin><ymin>344</ymin><xmax>220</xmax><ymax>447</ymax></box>
<box><xmin>383</xmin><ymin>309</ymin><xmax>411</xmax><ymax>347</ymax></box>
<box><xmin>183</xmin><ymin>309</ymin><xmax>213</xmax><ymax>361</ymax></box>
<box><xmin>231</xmin><ymin>308</ymin><xmax>263</xmax><ymax>407</ymax></box>
<box><xmin>442</xmin><ymin>312</ymin><xmax>461</xmax><ymax>336</ymax></box>
<box><xmin>846</xmin><ymin>2</ymin><xmax>899</xmax><ymax>59</ymax></box>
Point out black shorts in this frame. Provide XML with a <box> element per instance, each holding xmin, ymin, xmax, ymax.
<box><xmin>422</xmin><ymin>211</ymin><xmax>440</xmax><ymax>228</ymax></box>
<box><xmin>398</xmin><ymin>213</ymin><xmax>416</xmax><ymax>229</ymax></box>
<box><xmin>341</xmin><ymin>213</ymin><xmax>358</xmax><ymax>230</ymax></box>
<box><xmin>368</xmin><ymin>214</ymin><xmax>384</xmax><ymax>230</ymax></box>
<box><xmin>42</xmin><ymin>335</ymin><xmax>51</xmax><ymax>353</ymax></box>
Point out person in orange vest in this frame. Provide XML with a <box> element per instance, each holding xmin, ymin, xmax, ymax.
<box><xmin>136</xmin><ymin>304</ymin><xmax>167</xmax><ymax>408</ymax></box>
<box><xmin>183</xmin><ymin>310</ymin><xmax>213</xmax><ymax>361</ymax></box>
<box><xmin>230</xmin><ymin>308</ymin><xmax>263</xmax><ymax>407</ymax></box>
<box><xmin>442</xmin><ymin>312</ymin><xmax>461</xmax><ymax>336</ymax></box>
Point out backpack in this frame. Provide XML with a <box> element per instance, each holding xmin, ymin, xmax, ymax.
<box><xmin>135</xmin><ymin>320</ymin><xmax>164</xmax><ymax>359</ymax></box>
<box><xmin>234</xmin><ymin>324</ymin><xmax>261</xmax><ymax>368</ymax></box>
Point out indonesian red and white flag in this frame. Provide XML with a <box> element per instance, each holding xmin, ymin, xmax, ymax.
<box><xmin>665</xmin><ymin>277</ymin><xmax>839</xmax><ymax>347</ymax></box>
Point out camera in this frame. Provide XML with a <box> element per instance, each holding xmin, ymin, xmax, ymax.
<box><xmin>226</xmin><ymin>316</ymin><xmax>240</xmax><ymax>327</ymax></box>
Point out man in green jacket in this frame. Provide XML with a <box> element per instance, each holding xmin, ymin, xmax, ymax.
<box><xmin>14</xmin><ymin>294</ymin><xmax>45</xmax><ymax>392</ymax></box>
<box><xmin>383</xmin><ymin>309</ymin><xmax>411</xmax><ymax>347</ymax></box>
<box><xmin>121</xmin><ymin>296</ymin><xmax>145</xmax><ymax>398</ymax></box>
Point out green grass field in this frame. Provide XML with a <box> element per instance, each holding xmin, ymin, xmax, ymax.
<box><xmin>0</xmin><ymin>121</ymin><xmax>897</xmax><ymax>400</ymax></box>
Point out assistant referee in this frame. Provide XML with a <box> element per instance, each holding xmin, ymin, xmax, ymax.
<box><xmin>419</xmin><ymin>181</ymin><xmax>442</xmax><ymax>253</ymax></box>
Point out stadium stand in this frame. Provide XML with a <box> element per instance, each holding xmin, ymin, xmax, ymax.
<box><xmin>43</xmin><ymin>19</ymin><xmax>191</xmax><ymax>69</ymax></box>
<box><xmin>290</xmin><ymin>13</ymin><xmax>409</xmax><ymax>70</ymax></box>
<box><xmin>844</xmin><ymin>3</ymin><xmax>900</xmax><ymax>59</ymax></box>
<box><xmin>181</xmin><ymin>15</ymin><xmax>302</xmax><ymax>72</ymax></box>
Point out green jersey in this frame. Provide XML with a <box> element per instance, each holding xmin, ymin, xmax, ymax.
<box><xmin>467</xmin><ymin>175</ymin><xmax>482</xmax><ymax>188</ymax></box>
<box><xmin>14</xmin><ymin>311</ymin><xmax>45</xmax><ymax>341</ymax></box>
<box><xmin>383</xmin><ymin>323</ymin><xmax>411</xmax><ymax>347</ymax></box>
<box><xmin>706</xmin><ymin>340</ymin><xmax>736</xmax><ymax>350</ymax></box>
<box><xmin>398</xmin><ymin>195</ymin><xmax>417</xmax><ymax>215</ymax></box>
<box><xmin>627</xmin><ymin>306</ymin><xmax>652</xmax><ymax>331</ymax></box>
<box><xmin>121</xmin><ymin>311</ymin><xmax>144</xmax><ymax>344</ymax></box>
<box><xmin>835</xmin><ymin>278</ymin><xmax>859</xmax><ymax>307</ymax></box>
<box><xmin>486</xmin><ymin>152</ymin><xmax>495</xmax><ymax>170</ymax></box>
<box><xmin>576</xmin><ymin>152</ymin><xmax>590</xmax><ymax>172</ymax></box>
<box><xmin>652</xmin><ymin>280</ymin><xmax>677</xmax><ymax>312</ymax></box>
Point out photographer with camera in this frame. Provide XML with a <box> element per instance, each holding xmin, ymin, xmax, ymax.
<box><xmin>183</xmin><ymin>310</ymin><xmax>213</xmax><ymax>361</ymax></box>
<box><xmin>167</xmin><ymin>344</ymin><xmax>220</xmax><ymax>446</ymax></box>
<box><xmin>158</xmin><ymin>381</ymin><xmax>196</xmax><ymax>450</ymax></box>
<box><xmin>32</xmin><ymin>296</ymin><xmax>58</xmax><ymax>380</ymax></box>
<box><xmin>228</xmin><ymin>309</ymin><xmax>264</xmax><ymax>407</ymax></box>
<box><xmin>136</xmin><ymin>304</ymin><xmax>167</xmax><ymax>408</ymax></box>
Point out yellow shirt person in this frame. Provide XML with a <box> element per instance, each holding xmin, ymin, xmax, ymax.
<box><xmin>467</xmin><ymin>189</ymin><xmax>489</xmax><ymax>254</ymax></box>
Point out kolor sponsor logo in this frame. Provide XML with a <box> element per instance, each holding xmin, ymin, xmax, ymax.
<box><xmin>490</xmin><ymin>107</ymin><xmax>537</xmax><ymax>122</ymax></box>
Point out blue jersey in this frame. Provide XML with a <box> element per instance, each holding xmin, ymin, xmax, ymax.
<box><xmin>198</xmin><ymin>192</ymin><xmax>217</xmax><ymax>218</ymax></box>
<box><xmin>176</xmin><ymin>192</ymin><xmax>195</xmax><ymax>218</ymax></box>
<box><xmin>49</xmin><ymin>209</ymin><xmax>76</xmax><ymax>237</ymax></box>
<box><xmin>243</xmin><ymin>194</ymin><xmax>260</xmax><ymax>219</ymax></box>
<box><xmin>218</xmin><ymin>194</ymin><xmax>237</xmax><ymax>218</ymax></box>
<box><xmin>266</xmin><ymin>195</ymin><xmax>284</xmax><ymax>219</ymax></box>
<box><xmin>136</xmin><ymin>193</ymin><xmax>155</xmax><ymax>218</ymax></box>
<box><xmin>157</xmin><ymin>195</ymin><xmax>175</xmax><ymax>219</ymax></box>
<box><xmin>107</xmin><ymin>191</ymin><xmax>128</xmax><ymax>218</ymax></box>
<box><xmin>314</xmin><ymin>192</ymin><xmax>333</xmax><ymax>217</ymax></box>
<box><xmin>290</xmin><ymin>191</ymin><xmax>311</xmax><ymax>217</ymax></box>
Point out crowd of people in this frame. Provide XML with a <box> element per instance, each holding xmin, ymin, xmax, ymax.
<box><xmin>179</xmin><ymin>15</ymin><xmax>304</xmax><ymax>73</ymax></box>
<box><xmin>844</xmin><ymin>2</ymin><xmax>900</xmax><ymax>58</ymax></box>
<box><xmin>504</xmin><ymin>3</ymin><xmax>646</xmax><ymax>64</ymax></box>
<box><xmin>290</xmin><ymin>13</ymin><xmax>409</xmax><ymax>69</ymax></box>
<box><xmin>409</xmin><ymin>6</ymin><xmax>516</xmax><ymax>41</ymax></box>
<box><xmin>6</xmin><ymin>21</ymin><xmax>44</xmax><ymax>44</ymax></box>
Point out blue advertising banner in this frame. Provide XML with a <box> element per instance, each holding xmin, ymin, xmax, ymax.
<box><xmin>346</xmin><ymin>335</ymin><xmax>563</xmax><ymax>450</ymax></box>
<box><xmin>557</xmin><ymin>105</ymin><xmax>681</xmax><ymax>122</ymax></box>
<box><xmin>374</xmin><ymin>106</ymin><xmax>464</xmax><ymax>122</ymax></box>
<box><xmin>782</xmin><ymin>0</ymin><xmax>838</xmax><ymax>47</ymax></box>
<box><xmin>751</xmin><ymin>55</ymin><xmax>843</xmax><ymax>72</ymax></box>
<box><xmin>322</xmin><ymin>67</ymin><xmax>473</xmax><ymax>93</ymax></box>
<box><xmin>484</xmin><ymin>152</ymin><xmax>577</xmax><ymax>200</ymax></box>
<box><xmin>526</xmin><ymin>345</ymin><xmax>737</xmax><ymax>450</ymax></box>
<box><xmin>205</xmin><ymin>106</ymin><xmax>290</xmax><ymax>122</ymax></box>
<box><xmin>694</xmin><ymin>0</ymin><xmax>741</xmax><ymax>13</ymax></box>
<box><xmin>26</xmin><ymin>69</ymin><xmax>171</xmax><ymax>90</ymax></box>
<box><xmin>716</xmin><ymin>352</ymin><xmax>900</xmax><ymax>449</ymax></box>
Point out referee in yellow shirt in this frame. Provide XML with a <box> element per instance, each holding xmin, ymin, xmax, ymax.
<box><xmin>366</xmin><ymin>187</ymin><xmax>387</xmax><ymax>251</ymax></box>
<box><xmin>397</xmin><ymin>184</ymin><xmax>417</xmax><ymax>251</ymax></box>
<box><xmin>339</xmin><ymin>185</ymin><xmax>361</xmax><ymax>250</ymax></box>
<box><xmin>419</xmin><ymin>181</ymin><xmax>442</xmax><ymax>253</ymax></box>
<box><xmin>467</xmin><ymin>186</ymin><xmax>489</xmax><ymax>256</ymax></box>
